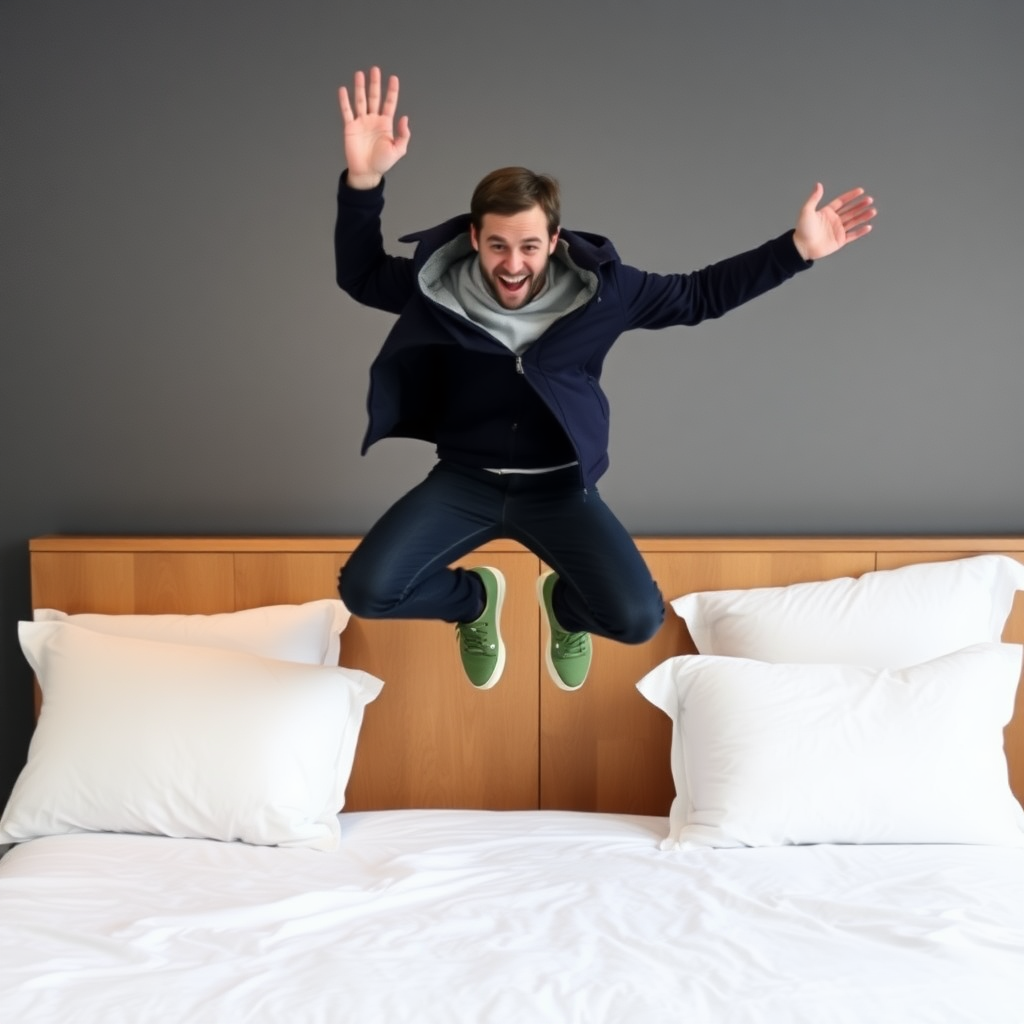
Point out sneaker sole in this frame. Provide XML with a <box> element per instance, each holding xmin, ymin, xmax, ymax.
<box><xmin>536</xmin><ymin>571</ymin><xmax>586</xmax><ymax>692</ymax></box>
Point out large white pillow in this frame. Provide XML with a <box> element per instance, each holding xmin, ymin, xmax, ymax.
<box><xmin>637</xmin><ymin>643</ymin><xmax>1024</xmax><ymax>850</ymax></box>
<box><xmin>671</xmin><ymin>554</ymin><xmax>1024</xmax><ymax>667</ymax></box>
<box><xmin>2</xmin><ymin>621</ymin><xmax>383</xmax><ymax>851</ymax></box>
<box><xmin>34</xmin><ymin>599</ymin><xmax>350</xmax><ymax>666</ymax></box>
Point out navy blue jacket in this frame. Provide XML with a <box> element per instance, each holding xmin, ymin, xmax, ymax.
<box><xmin>334</xmin><ymin>173</ymin><xmax>811</xmax><ymax>489</ymax></box>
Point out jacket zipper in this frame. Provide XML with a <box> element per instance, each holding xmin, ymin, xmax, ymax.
<box><xmin>425</xmin><ymin>295</ymin><xmax>589</xmax><ymax>489</ymax></box>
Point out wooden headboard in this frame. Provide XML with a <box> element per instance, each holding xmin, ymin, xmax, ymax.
<box><xmin>29</xmin><ymin>536</ymin><xmax>1024</xmax><ymax>814</ymax></box>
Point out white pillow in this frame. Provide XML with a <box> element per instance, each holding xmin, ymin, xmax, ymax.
<box><xmin>34</xmin><ymin>599</ymin><xmax>350</xmax><ymax>666</ymax></box>
<box><xmin>2</xmin><ymin>621</ymin><xmax>383</xmax><ymax>851</ymax></box>
<box><xmin>671</xmin><ymin>554</ymin><xmax>1024</xmax><ymax>667</ymax></box>
<box><xmin>637</xmin><ymin>643</ymin><xmax>1024</xmax><ymax>850</ymax></box>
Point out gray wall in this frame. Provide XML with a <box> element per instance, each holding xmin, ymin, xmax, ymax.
<box><xmin>2</xmin><ymin>0</ymin><xmax>1022</xmax><ymax>797</ymax></box>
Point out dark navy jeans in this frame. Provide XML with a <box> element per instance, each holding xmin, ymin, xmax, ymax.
<box><xmin>338</xmin><ymin>461</ymin><xmax>664</xmax><ymax>643</ymax></box>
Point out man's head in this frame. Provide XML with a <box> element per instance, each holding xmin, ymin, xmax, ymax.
<box><xmin>469</xmin><ymin>167</ymin><xmax>561</xmax><ymax>310</ymax></box>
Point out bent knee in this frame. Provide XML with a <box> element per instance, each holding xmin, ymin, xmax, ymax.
<box><xmin>601</xmin><ymin>595</ymin><xmax>664</xmax><ymax>645</ymax></box>
<box><xmin>337</xmin><ymin>564</ymin><xmax>398</xmax><ymax>619</ymax></box>
<box><xmin>617</xmin><ymin>603</ymin><xmax>665</xmax><ymax>645</ymax></box>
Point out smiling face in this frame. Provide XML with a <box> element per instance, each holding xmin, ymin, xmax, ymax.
<box><xmin>469</xmin><ymin>206</ymin><xmax>559</xmax><ymax>310</ymax></box>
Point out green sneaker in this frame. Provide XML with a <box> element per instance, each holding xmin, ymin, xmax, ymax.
<box><xmin>537</xmin><ymin>571</ymin><xmax>592</xmax><ymax>690</ymax></box>
<box><xmin>456</xmin><ymin>567</ymin><xmax>506</xmax><ymax>689</ymax></box>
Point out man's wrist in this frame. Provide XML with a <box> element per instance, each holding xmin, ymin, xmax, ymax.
<box><xmin>346</xmin><ymin>171</ymin><xmax>383</xmax><ymax>190</ymax></box>
<box><xmin>791</xmin><ymin>230</ymin><xmax>814</xmax><ymax>262</ymax></box>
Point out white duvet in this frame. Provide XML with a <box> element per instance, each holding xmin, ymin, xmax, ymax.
<box><xmin>1</xmin><ymin>810</ymin><xmax>1022</xmax><ymax>1024</ymax></box>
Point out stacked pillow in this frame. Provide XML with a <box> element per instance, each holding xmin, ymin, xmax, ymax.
<box><xmin>637</xmin><ymin>555</ymin><xmax>1024</xmax><ymax>850</ymax></box>
<box><xmin>32</xmin><ymin>599</ymin><xmax>351</xmax><ymax>666</ymax></box>
<box><xmin>1</xmin><ymin>600</ymin><xmax>382</xmax><ymax>852</ymax></box>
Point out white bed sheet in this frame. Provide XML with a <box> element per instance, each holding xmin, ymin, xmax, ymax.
<box><xmin>1</xmin><ymin>809</ymin><xmax>1022</xmax><ymax>1024</ymax></box>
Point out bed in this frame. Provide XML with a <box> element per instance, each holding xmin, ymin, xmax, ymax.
<box><xmin>2</xmin><ymin>535</ymin><xmax>1023</xmax><ymax>1024</ymax></box>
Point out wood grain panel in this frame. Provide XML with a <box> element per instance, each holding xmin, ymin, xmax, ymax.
<box><xmin>131</xmin><ymin>553</ymin><xmax>234</xmax><ymax>614</ymax></box>
<box><xmin>31</xmin><ymin>552</ymin><xmax>138</xmax><ymax>614</ymax></box>
<box><xmin>341</xmin><ymin>549</ymin><xmax>541</xmax><ymax>811</ymax></box>
<box><xmin>234</xmin><ymin>552</ymin><xmax>347</xmax><ymax>612</ymax></box>
<box><xmin>27</xmin><ymin>536</ymin><xmax>1024</xmax><ymax>813</ymax></box>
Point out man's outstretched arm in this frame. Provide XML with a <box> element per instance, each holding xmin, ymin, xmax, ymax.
<box><xmin>618</xmin><ymin>183</ymin><xmax>877</xmax><ymax>331</ymax></box>
<box><xmin>333</xmin><ymin>67</ymin><xmax>415</xmax><ymax>311</ymax></box>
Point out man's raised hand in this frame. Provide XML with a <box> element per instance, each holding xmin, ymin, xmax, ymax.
<box><xmin>792</xmin><ymin>184</ymin><xmax>876</xmax><ymax>261</ymax></box>
<box><xmin>338</xmin><ymin>66</ymin><xmax>410</xmax><ymax>189</ymax></box>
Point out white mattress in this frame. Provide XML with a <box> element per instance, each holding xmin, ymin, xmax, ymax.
<box><xmin>1</xmin><ymin>809</ymin><xmax>1022</xmax><ymax>1024</ymax></box>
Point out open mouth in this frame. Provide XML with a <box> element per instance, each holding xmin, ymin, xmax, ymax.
<box><xmin>498</xmin><ymin>274</ymin><xmax>530</xmax><ymax>295</ymax></box>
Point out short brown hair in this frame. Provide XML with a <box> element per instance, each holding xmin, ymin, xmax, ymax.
<box><xmin>470</xmin><ymin>167</ymin><xmax>561</xmax><ymax>237</ymax></box>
